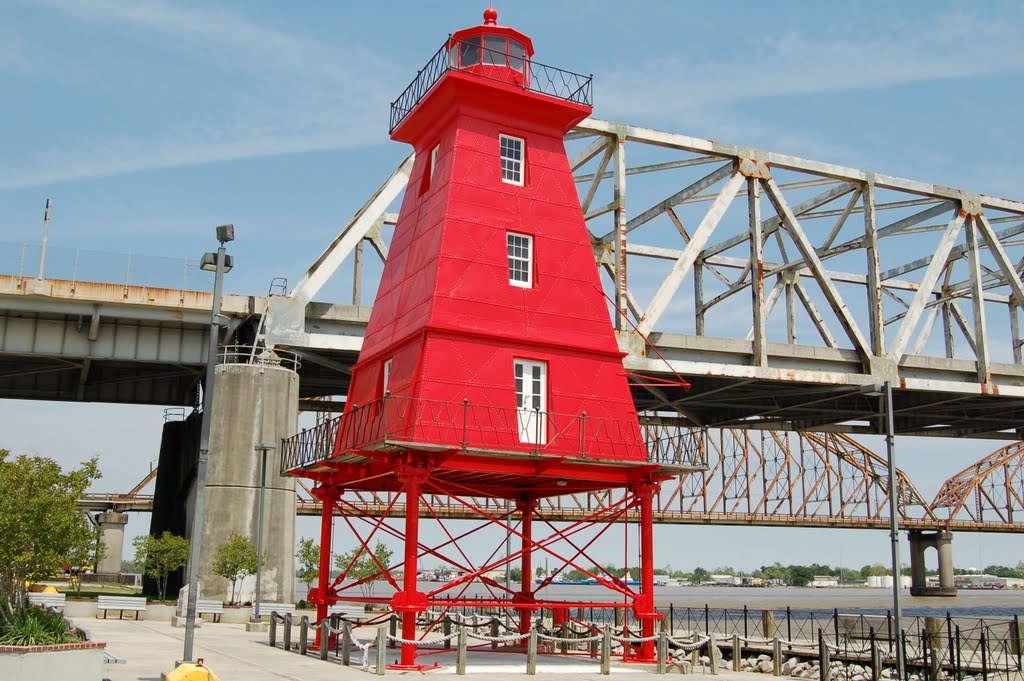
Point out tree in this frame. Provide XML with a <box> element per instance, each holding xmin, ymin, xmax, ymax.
<box><xmin>788</xmin><ymin>565</ymin><xmax>815</xmax><ymax>586</ymax></box>
<box><xmin>133</xmin><ymin>532</ymin><xmax>190</xmax><ymax>601</ymax></box>
<box><xmin>508</xmin><ymin>567</ymin><xmax>522</xmax><ymax>583</ymax></box>
<box><xmin>0</xmin><ymin>451</ymin><xmax>100</xmax><ymax>625</ymax></box>
<box><xmin>212</xmin><ymin>533</ymin><xmax>260</xmax><ymax>605</ymax></box>
<box><xmin>296</xmin><ymin>538</ymin><xmax>321</xmax><ymax>592</ymax></box>
<box><xmin>690</xmin><ymin>567</ymin><xmax>710</xmax><ymax>584</ymax></box>
<box><xmin>334</xmin><ymin>541</ymin><xmax>393</xmax><ymax>598</ymax></box>
<box><xmin>66</xmin><ymin>526</ymin><xmax>105</xmax><ymax>596</ymax></box>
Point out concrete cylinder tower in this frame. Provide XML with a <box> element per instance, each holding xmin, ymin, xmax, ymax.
<box><xmin>194</xmin><ymin>357</ymin><xmax>299</xmax><ymax>602</ymax></box>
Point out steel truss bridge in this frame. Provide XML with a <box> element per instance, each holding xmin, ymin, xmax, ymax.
<box><xmin>4</xmin><ymin>117</ymin><xmax>1024</xmax><ymax>533</ymax></box>
<box><xmin>80</xmin><ymin>432</ymin><xmax>1024</xmax><ymax>534</ymax></box>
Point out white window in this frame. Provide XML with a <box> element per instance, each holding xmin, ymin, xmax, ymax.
<box><xmin>430</xmin><ymin>145</ymin><xmax>439</xmax><ymax>180</ymax></box>
<box><xmin>499</xmin><ymin>134</ymin><xmax>524</xmax><ymax>185</ymax></box>
<box><xmin>507</xmin><ymin>232</ymin><xmax>532</xmax><ymax>287</ymax></box>
<box><xmin>514</xmin><ymin>359</ymin><xmax>547</xmax><ymax>444</ymax></box>
<box><xmin>382</xmin><ymin>358</ymin><xmax>392</xmax><ymax>393</ymax></box>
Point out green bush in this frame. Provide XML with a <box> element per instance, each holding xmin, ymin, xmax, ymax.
<box><xmin>0</xmin><ymin>603</ymin><xmax>78</xmax><ymax>646</ymax></box>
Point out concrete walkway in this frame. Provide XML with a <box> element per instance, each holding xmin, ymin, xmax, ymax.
<box><xmin>73</xmin><ymin>616</ymin><xmax>765</xmax><ymax>681</ymax></box>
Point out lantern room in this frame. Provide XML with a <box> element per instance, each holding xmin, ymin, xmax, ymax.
<box><xmin>447</xmin><ymin>7</ymin><xmax>533</xmax><ymax>86</ymax></box>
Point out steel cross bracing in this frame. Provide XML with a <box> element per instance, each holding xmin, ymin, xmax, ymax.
<box><xmin>81</xmin><ymin>431</ymin><xmax>1024</xmax><ymax>534</ymax></box>
<box><xmin>263</xmin><ymin>117</ymin><xmax>1024</xmax><ymax>440</ymax></box>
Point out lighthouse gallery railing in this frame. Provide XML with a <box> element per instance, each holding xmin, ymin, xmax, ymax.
<box><xmin>281</xmin><ymin>395</ymin><xmax>705</xmax><ymax>474</ymax></box>
<box><xmin>389</xmin><ymin>37</ymin><xmax>593</xmax><ymax>133</ymax></box>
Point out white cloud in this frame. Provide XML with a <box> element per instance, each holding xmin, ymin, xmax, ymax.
<box><xmin>1</xmin><ymin>0</ymin><xmax>402</xmax><ymax>189</ymax></box>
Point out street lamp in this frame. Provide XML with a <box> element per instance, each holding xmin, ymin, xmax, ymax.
<box><xmin>253</xmin><ymin>442</ymin><xmax>276</xmax><ymax>623</ymax></box>
<box><xmin>181</xmin><ymin>225</ymin><xmax>234</xmax><ymax>664</ymax></box>
<box><xmin>861</xmin><ymin>381</ymin><xmax>904</xmax><ymax>680</ymax></box>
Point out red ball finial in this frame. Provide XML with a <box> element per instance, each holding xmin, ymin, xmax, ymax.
<box><xmin>483</xmin><ymin>7</ymin><xmax>498</xmax><ymax>25</ymax></box>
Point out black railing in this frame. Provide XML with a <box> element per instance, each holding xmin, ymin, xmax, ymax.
<box><xmin>389</xmin><ymin>37</ymin><xmax>593</xmax><ymax>133</ymax></box>
<box><xmin>280</xmin><ymin>395</ymin><xmax>705</xmax><ymax>474</ymax></box>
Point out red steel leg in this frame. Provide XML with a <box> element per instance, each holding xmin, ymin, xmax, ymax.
<box><xmin>390</xmin><ymin>466</ymin><xmax>432</xmax><ymax>670</ymax></box>
<box><xmin>310</xmin><ymin>484</ymin><xmax>338</xmax><ymax>649</ymax></box>
<box><xmin>634</xmin><ymin>481</ymin><xmax>660</xmax><ymax>662</ymax></box>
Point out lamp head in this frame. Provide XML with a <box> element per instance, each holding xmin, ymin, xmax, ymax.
<box><xmin>199</xmin><ymin>252</ymin><xmax>234</xmax><ymax>273</ymax></box>
<box><xmin>216</xmin><ymin>224</ymin><xmax>235</xmax><ymax>244</ymax></box>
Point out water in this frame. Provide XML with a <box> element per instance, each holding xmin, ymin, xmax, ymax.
<box><xmin>294</xmin><ymin>581</ymin><xmax>1024</xmax><ymax>618</ymax></box>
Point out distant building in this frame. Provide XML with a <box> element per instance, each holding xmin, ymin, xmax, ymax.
<box><xmin>810</xmin><ymin>575</ymin><xmax>839</xmax><ymax>588</ymax></box>
<box><xmin>952</xmin><ymin>574</ymin><xmax>1024</xmax><ymax>590</ymax></box>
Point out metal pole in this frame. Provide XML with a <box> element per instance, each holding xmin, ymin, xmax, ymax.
<box><xmin>253</xmin><ymin>444</ymin><xmax>274</xmax><ymax>623</ymax></box>
<box><xmin>182</xmin><ymin>241</ymin><xmax>228</xmax><ymax>663</ymax></box>
<box><xmin>38</xmin><ymin>198</ymin><xmax>51</xmax><ymax>280</ymax></box>
<box><xmin>883</xmin><ymin>380</ymin><xmax>905</xmax><ymax>680</ymax></box>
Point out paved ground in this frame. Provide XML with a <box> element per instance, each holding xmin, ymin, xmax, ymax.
<box><xmin>73</xmin><ymin>616</ymin><xmax>761</xmax><ymax>681</ymax></box>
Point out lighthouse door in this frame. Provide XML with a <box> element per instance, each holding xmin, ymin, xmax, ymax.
<box><xmin>514</xmin><ymin>359</ymin><xmax>547</xmax><ymax>444</ymax></box>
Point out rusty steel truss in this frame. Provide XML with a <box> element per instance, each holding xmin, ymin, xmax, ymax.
<box><xmin>84</xmin><ymin>431</ymin><xmax>1024</xmax><ymax>534</ymax></box>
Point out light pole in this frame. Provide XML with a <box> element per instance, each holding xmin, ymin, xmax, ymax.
<box><xmin>181</xmin><ymin>224</ymin><xmax>234</xmax><ymax>664</ymax></box>
<box><xmin>861</xmin><ymin>381</ymin><xmax>904</xmax><ymax>679</ymax></box>
<box><xmin>253</xmin><ymin>442</ymin><xmax>276</xmax><ymax>623</ymax></box>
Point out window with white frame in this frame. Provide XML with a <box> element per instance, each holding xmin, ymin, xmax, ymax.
<box><xmin>430</xmin><ymin>145</ymin><xmax>439</xmax><ymax>181</ymax></box>
<box><xmin>507</xmin><ymin>232</ymin><xmax>532</xmax><ymax>287</ymax></box>
<box><xmin>382</xmin><ymin>358</ymin><xmax>392</xmax><ymax>393</ymax></box>
<box><xmin>499</xmin><ymin>134</ymin><xmax>524</xmax><ymax>185</ymax></box>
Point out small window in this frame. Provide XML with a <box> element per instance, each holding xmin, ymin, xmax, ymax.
<box><xmin>507</xmin><ymin>232</ymin><xmax>532</xmax><ymax>288</ymax></box>
<box><xmin>430</xmin><ymin>145</ymin><xmax>439</xmax><ymax>180</ymax></box>
<box><xmin>382</xmin><ymin>359</ymin><xmax>392</xmax><ymax>393</ymax></box>
<box><xmin>483</xmin><ymin>35</ymin><xmax>506</xmax><ymax>65</ymax></box>
<box><xmin>459</xmin><ymin>37</ymin><xmax>480</xmax><ymax>67</ymax></box>
<box><xmin>509</xmin><ymin>40</ymin><xmax>525</xmax><ymax>71</ymax></box>
<box><xmin>500</xmin><ymin>134</ymin><xmax>524</xmax><ymax>185</ymax></box>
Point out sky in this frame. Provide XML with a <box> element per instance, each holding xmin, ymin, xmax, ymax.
<box><xmin>1</xmin><ymin>0</ymin><xmax>1023</xmax><ymax>573</ymax></box>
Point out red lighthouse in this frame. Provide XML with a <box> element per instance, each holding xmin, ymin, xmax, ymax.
<box><xmin>286</xmin><ymin>9</ymin><xmax>692</xmax><ymax>668</ymax></box>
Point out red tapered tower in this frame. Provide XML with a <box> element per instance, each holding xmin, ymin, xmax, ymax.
<box><xmin>287</xmin><ymin>10</ymin><xmax>692</xmax><ymax>668</ymax></box>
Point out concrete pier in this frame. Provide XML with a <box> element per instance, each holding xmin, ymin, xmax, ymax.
<box><xmin>197</xmin><ymin>360</ymin><xmax>299</xmax><ymax>602</ymax></box>
<box><xmin>909</xmin><ymin>529</ymin><xmax>956</xmax><ymax>596</ymax></box>
<box><xmin>95</xmin><ymin>511</ymin><xmax>129</xmax><ymax>577</ymax></box>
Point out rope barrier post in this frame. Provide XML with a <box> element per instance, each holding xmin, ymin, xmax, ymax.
<box><xmin>456</xmin><ymin>622</ymin><xmax>468</xmax><ymax>675</ymax></box>
<box><xmin>690</xmin><ymin>631</ymin><xmax>700</xmax><ymax>668</ymax></box>
<box><xmin>269</xmin><ymin>614</ymin><xmax>277</xmax><ymax>647</ymax></box>
<box><xmin>656</xmin><ymin>629</ymin><xmax>667</xmax><ymax>675</ymax></box>
<box><xmin>773</xmin><ymin>636</ymin><xmax>782</xmax><ymax>676</ymax></box>
<box><xmin>601</xmin><ymin>628</ymin><xmax>611</xmax><ymax>676</ymax></box>
<box><xmin>818</xmin><ymin>630</ymin><xmax>830</xmax><ymax>681</ymax></box>
<box><xmin>319</xmin><ymin>620</ymin><xmax>329</xmax><ymax>661</ymax></box>
<box><xmin>299</xmin><ymin>616</ymin><xmax>309</xmax><ymax>656</ymax></box>
<box><xmin>559</xmin><ymin>620</ymin><xmax>568</xmax><ymax>654</ymax></box>
<box><xmin>763</xmin><ymin>610</ymin><xmax>776</xmax><ymax>639</ymax></box>
<box><xmin>283</xmin><ymin>615</ymin><xmax>292</xmax><ymax>651</ymax></box>
<box><xmin>490</xmin><ymin>617</ymin><xmax>500</xmax><ymax>650</ymax></box>
<box><xmin>590</xmin><ymin>631</ymin><xmax>599</xmax><ymax>659</ymax></box>
<box><xmin>708</xmin><ymin>633</ymin><xmax>720</xmax><ymax>675</ymax></box>
<box><xmin>389</xmin><ymin>614</ymin><xmax>398</xmax><ymax>649</ymax></box>
<box><xmin>375</xmin><ymin>627</ymin><xmax>387</xmax><ymax>675</ymax></box>
<box><xmin>732</xmin><ymin>633</ymin><xmax>741</xmax><ymax>671</ymax></box>
<box><xmin>444</xmin><ymin>615</ymin><xmax>452</xmax><ymax>650</ymax></box>
<box><xmin>527</xmin><ymin>628</ymin><xmax>538</xmax><ymax>675</ymax></box>
<box><xmin>342</xmin><ymin>622</ymin><xmax>352</xmax><ymax>665</ymax></box>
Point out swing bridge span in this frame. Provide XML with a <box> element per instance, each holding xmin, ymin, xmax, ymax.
<box><xmin>3</xmin><ymin>117</ymin><xmax>1024</xmax><ymax>533</ymax></box>
<box><xmin>78</xmin><ymin>433</ymin><xmax>1024</xmax><ymax>534</ymax></box>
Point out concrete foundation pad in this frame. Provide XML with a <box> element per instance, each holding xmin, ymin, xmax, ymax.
<box><xmin>170</xmin><ymin>615</ymin><xmax>200</xmax><ymax>628</ymax></box>
<box><xmin>244</xmin><ymin>621</ymin><xmax>268</xmax><ymax>632</ymax></box>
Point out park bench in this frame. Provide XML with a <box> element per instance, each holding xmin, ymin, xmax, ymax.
<box><xmin>28</xmin><ymin>592</ymin><xmax>67</xmax><ymax>611</ymax></box>
<box><xmin>96</xmin><ymin>595</ymin><xmax>147</xmax><ymax>620</ymax></box>
<box><xmin>196</xmin><ymin>599</ymin><xmax>225</xmax><ymax>623</ymax></box>
<box><xmin>328</xmin><ymin>603</ymin><xmax>368</xmax><ymax>622</ymax></box>
<box><xmin>252</xmin><ymin>602</ymin><xmax>298</xmax><ymax>620</ymax></box>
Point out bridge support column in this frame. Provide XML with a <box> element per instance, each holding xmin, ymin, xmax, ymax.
<box><xmin>908</xmin><ymin>530</ymin><xmax>956</xmax><ymax>597</ymax></box>
<box><xmin>95</xmin><ymin>512</ymin><xmax>129</xmax><ymax>578</ymax></box>
<box><xmin>195</xmin><ymin>361</ymin><xmax>299</xmax><ymax>603</ymax></box>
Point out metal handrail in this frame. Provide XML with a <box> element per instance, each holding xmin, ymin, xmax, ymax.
<box><xmin>389</xmin><ymin>37</ymin><xmax>593</xmax><ymax>133</ymax></box>
<box><xmin>280</xmin><ymin>395</ymin><xmax>705</xmax><ymax>473</ymax></box>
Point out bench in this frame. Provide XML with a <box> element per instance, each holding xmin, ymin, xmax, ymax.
<box><xmin>252</xmin><ymin>602</ymin><xmax>298</xmax><ymax>620</ymax></box>
<box><xmin>328</xmin><ymin>603</ymin><xmax>368</xmax><ymax>622</ymax></box>
<box><xmin>196</xmin><ymin>599</ymin><xmax>225</xmax><ymax>623</ymax></box>
<box><xmin>97</xmin><ymin>595</ymin><xmax>147</xmax><ymax>620</ymax></box>
<box><xmin>28</xmin><ymin>592</ymin><xmax>67</xmax><ymax>611</ymax></box>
